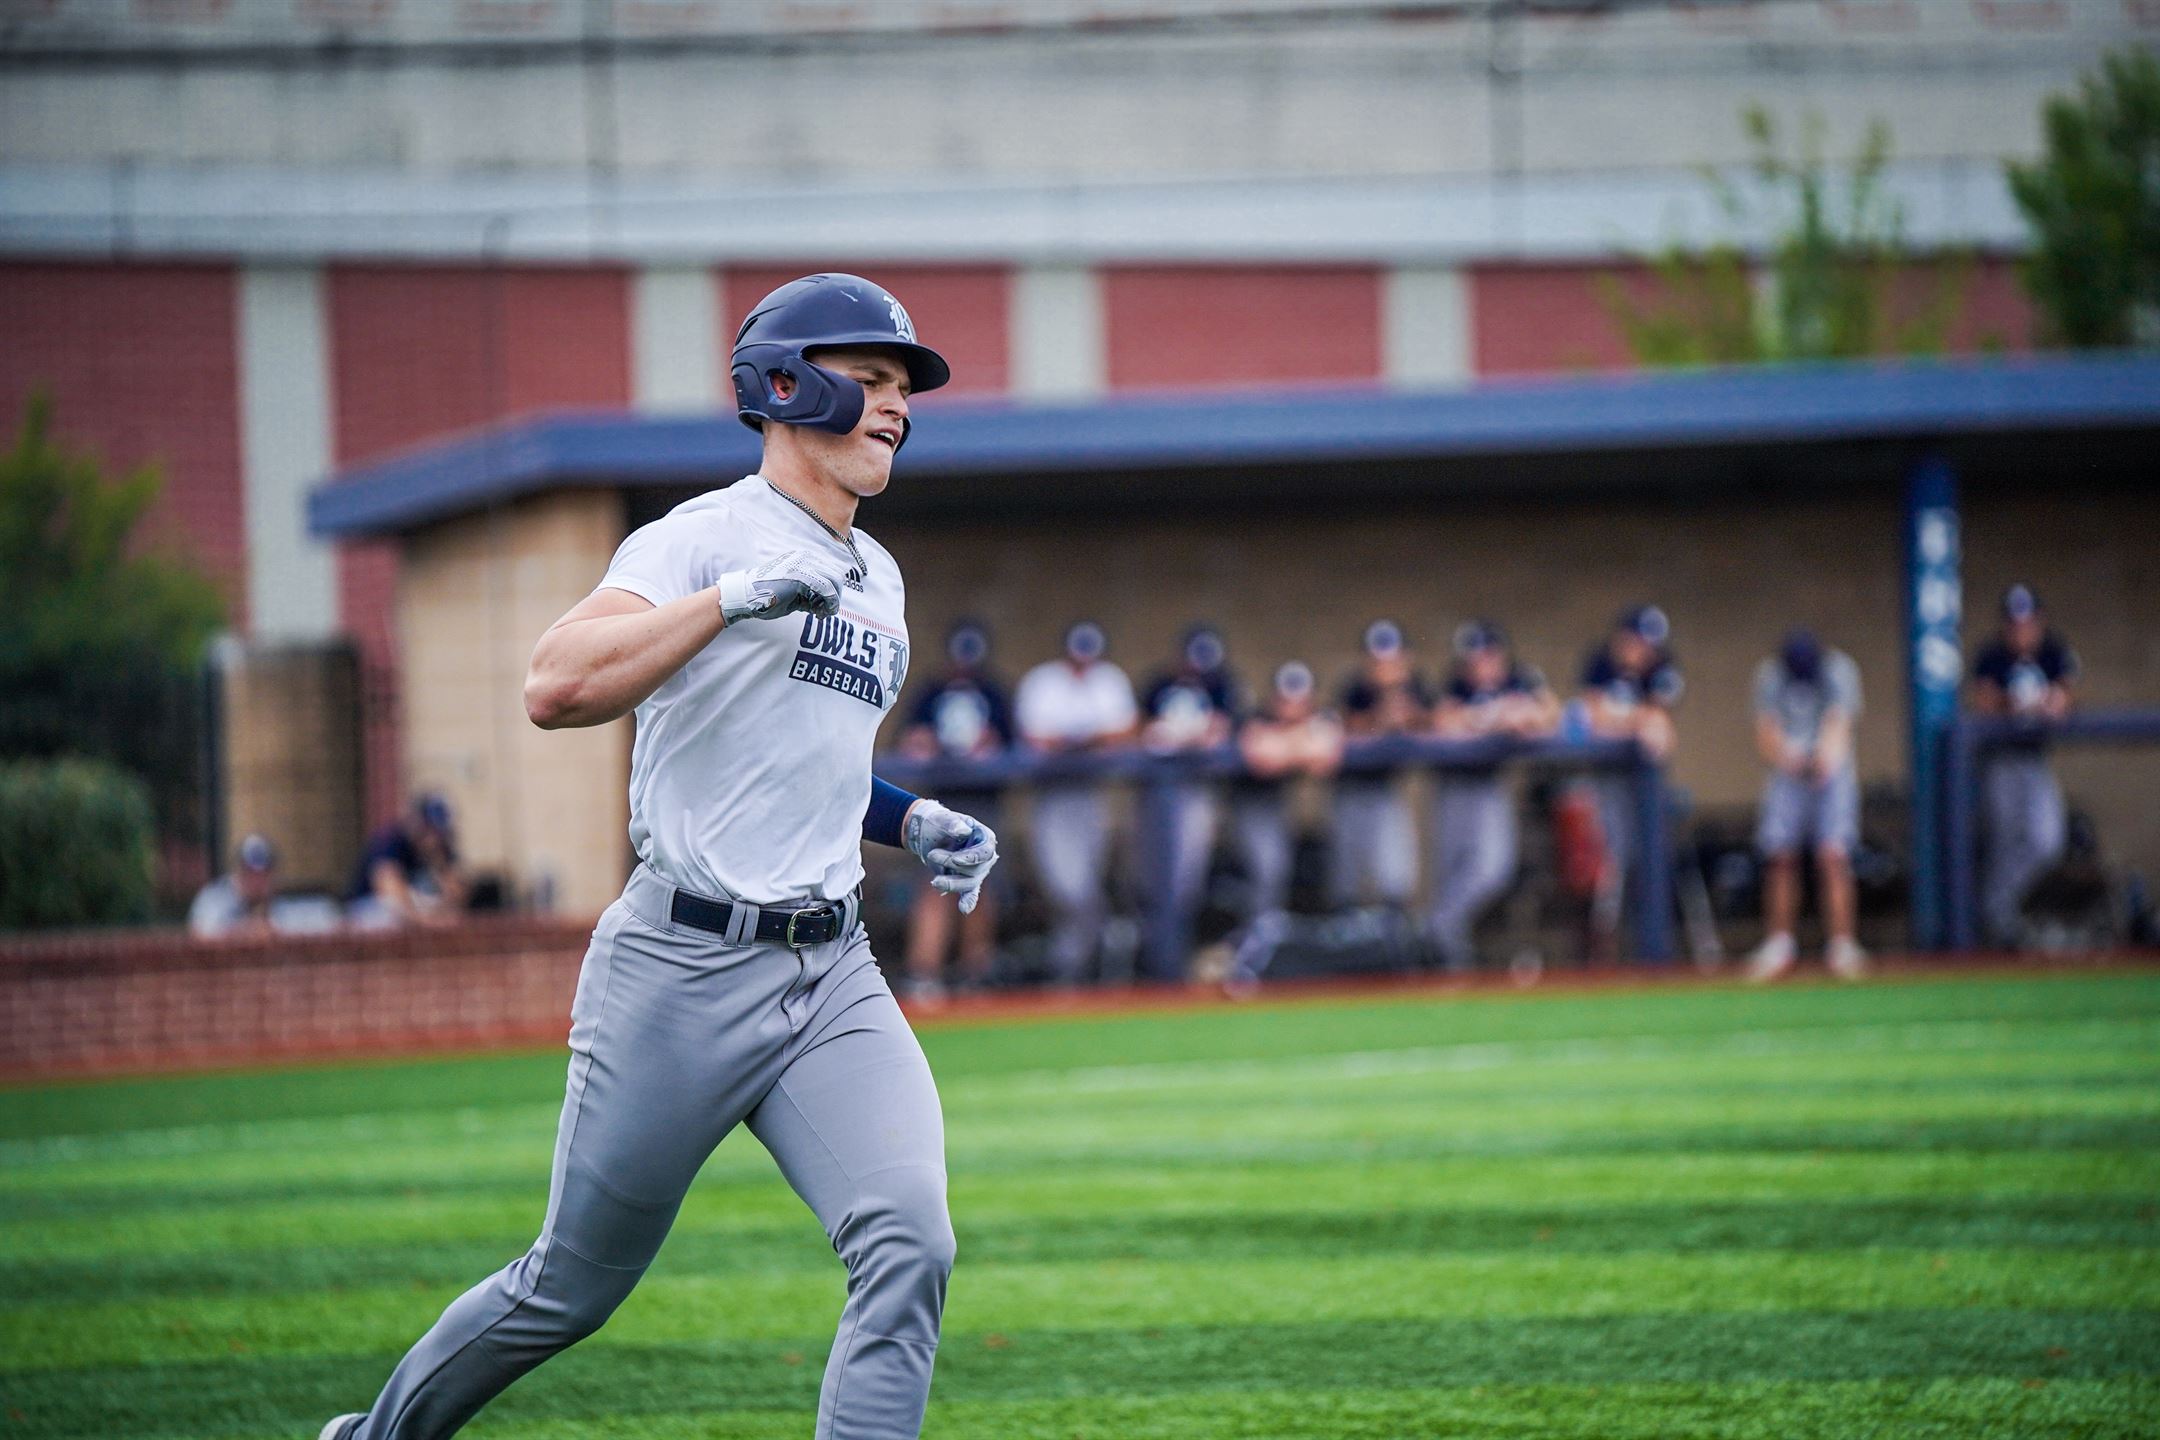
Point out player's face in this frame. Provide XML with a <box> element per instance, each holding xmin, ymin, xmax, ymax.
<box><xmin>1466</xmin><ymin>647</ymin><xmax>1506</xmax><ymax>690</ymax></box>
<box><xmin>1614</xmin><ymin>630</ymin><xmax>1653</xmax><ymax>673</ymax></box>
<box><xmin>797</xmin><ymin>346</ymin><xmax>913</xmax><ymax>498</ymax></box>
<box><xmin>2006</xmin><ymin>614</ymin><xmax>2044</xmax><ymax>655</ymax></box>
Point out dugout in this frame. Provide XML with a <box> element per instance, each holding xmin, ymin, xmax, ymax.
<box><xmin>310</xmin><ymin>353</ymin><xmax>2160</xmax><ymax>943</ymax></box>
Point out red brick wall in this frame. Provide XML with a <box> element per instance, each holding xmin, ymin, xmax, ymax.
<box><xmin>722</xmin><ymin>265</ymin><xmax>1013</xmax><ymax>398</ymax></box>
<box><xmin>1471</xmin><ymin>262</ymin><xmax>1661</xmax><ymax>378</ymax></box>
<box><xmin>0</xmin><ymin>261</ymin><xmax>247</xmax><ymax>624</ymax></box>
<box><xmin>1102</xmin><ymin>265</ymin><xmax>1383</xmax><ymax>390</ymax></box>
<box><xmin>0</xmin><ymin>921</ymin><xmax>595</xmax><ymax>1078</ymax></box>
<box><xmin>326</xmin><ymin>264</ymin><xmax>633</xmax><ymax>826</ymax></box>
<box><xmin>1471</xmin><ymin>257</ymin><xmax>2039</xmax><ymax>378</ymax></box>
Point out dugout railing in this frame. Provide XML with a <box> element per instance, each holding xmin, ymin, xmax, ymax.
<box><xmin>1941</xmin><ymin>707</ymin><xmax>2160</xmax><ymax>952</ymax></box>
<box><xmin>878</xmin><ymin>734</ymin><xmax>1674</xmax><ymax>976</ymax></box>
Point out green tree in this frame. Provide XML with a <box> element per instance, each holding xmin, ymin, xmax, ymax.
<box><xmin>0</xmin><ymin>396</ymin><xmax>227</xmax><ymax>867</ymax></box>
<box><xmin>2007</xmin><ymin>47</ymin><xmax>2160</xmax><ymax>349</ymax></box>
<box><xmin>1604</xmin><ymin>106</ymin><xmax>1969</xmax><ymax>367</ymax></box>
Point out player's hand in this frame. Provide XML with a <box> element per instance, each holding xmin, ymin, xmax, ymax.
<box><xmin>904</xmin><ymin>800</ymin><xmax>999</xmax><ymax>914</ymax></box>
<box><xmin>717</xmin><ymin>549</ymin><xmax>846</xmax><ymax>625</ymax></box>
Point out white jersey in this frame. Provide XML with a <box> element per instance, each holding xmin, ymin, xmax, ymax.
<box><xmin>599</xmin><ymin>475</ymin><xmax>909</xmax><ymax>904</ymax></box>
<box><xmin>1015</xmin><ymin>658</ymin><xmax>1137</xmax><ymax>746</ymax></box>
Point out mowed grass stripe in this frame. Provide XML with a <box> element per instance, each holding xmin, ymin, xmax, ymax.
<box><xmin>8</xmin><ymin>1310</ymin><xmax>2156</xmax><ymax>1439</ymax></box>
<box><xmin>8</xmin><ymin>1123</ymin><xmax>2158</xmax><ymax>1266</ymax></box>
<box><xmin>10</xmin><ymin>1097</ymin><xmax>2160</xmax><ymax>1224</ymax></box>
<box><xmin>8</xmin><ymin>1249</ymin><xmax>2157</xmax><ymax>1373</ymax></box>
<box><xmin>5</xmin><ymin>972</ymin><xmax>2150</xmax><ymax>1145</ymax></box>
<box><xmin>10</xmin><ymin>1033</ymin><xmax>2156</xmax><ymax>1211</ymax></box>
<box><xmin>8</xmin><ymin>1192</ymin><xmax>2157</xmax><ymax>1307</ymax></box>
<box><xmin>214</xmin><ymin>1379</ymin><xmax>2160</xmax><ymax>1440</ymax></box>
<box><xmin>8</xmin><ymin>1004</ymin><xmax>2152</xmax><ymax>1172</ymax></box>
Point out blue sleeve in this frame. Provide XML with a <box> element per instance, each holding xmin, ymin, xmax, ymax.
<box><xmin>863</xmin><ymin>775</ymin><xmax>920</xmax><ymax>849</ymax></box>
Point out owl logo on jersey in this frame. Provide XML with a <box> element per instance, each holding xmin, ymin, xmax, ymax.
<box><xmin>884</xmin><ymin>294</ymin><xmax>917</xmax><ymax>344</ymax></box>
<box><xmin>878</xmin><ymin>637</ymin><xmax>911</xmax><ymax>712</ymax></box>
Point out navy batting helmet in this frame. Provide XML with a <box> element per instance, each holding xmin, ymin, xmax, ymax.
<box><xmin>731</xmin><ymin>274</ymin><xmax>951</xmax><ymax>448</ymax></box>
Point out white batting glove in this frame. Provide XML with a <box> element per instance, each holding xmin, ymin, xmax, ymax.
<box><xmin>904</xmin><ymin>800</ymin><xmax>999</xmax><ymax>914</ymax></box>
<box><xmin>717</xmin><ymin>549</ymin><xmax>845</xmax><ymax>625</ymax></box>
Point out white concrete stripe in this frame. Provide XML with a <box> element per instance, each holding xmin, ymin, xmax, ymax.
<box><xmin>1383</xmin><ymin>263</ymin><xmax>1471</xmax><ymax>389</ymax></box>
<box><xmin>631</xmin><ymin>263</ymin><xmax>721</xmax><ymax>412</ymax></box>
<box><xmin>236</xmin><ymin>265</ymin><xmax>337</xmax><ymax>640</ymax></box>
<box><xmin>1011</xmin><ymin>263</ymin><xmax>1105</xmax><ymax>401</ymax></box>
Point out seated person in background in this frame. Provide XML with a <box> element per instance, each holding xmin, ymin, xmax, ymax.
<box><xmin>347</xmin><ymin>792</ymin><xmax>468</xmax><ymax>928</ymax></box>
<box><xmin>1330</xmin><ymin>619</ymin><xmax>1429</xmax><ymax>912</ymax></box>
<box><xmin>1138</xmin><ymin>625</ymin><xmax>1242</xmax><ymax>978</ymax></box>
<box><xmin>896</xmin><ymin>619</ymin><xmax>1013</xmax><ymax>1001</ymax></box>
<box><xmin>189</xmin><ymin>832</ymin><xmax>281</xmax><ymax>938</ymax></box>
<box><xmin>1577</xmin><ymin>605</ymin><xmax>1683</xmax><ymax>946</ymax></box>
<box><xmin>1971</xmin><ymin>584</ymin><xmax>2079</xmax><ymax>949</ymax></box>
<box><xmin>1746</xmin><ymin>629</ymin><xmax>1867</xmax><ymax>981</ymax></box>
<box><xmin>1426</xmin><ymin>621</ymin><xmax>1558</xmax><ymax>971</ymax></box>
<box><xmin>1015</xmin><ymin>620</ymin><xmax>1138</xmax><ymax>984</ymax></box>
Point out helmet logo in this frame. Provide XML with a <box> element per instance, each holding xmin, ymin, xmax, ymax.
<box><xmin>884</xmin><ymin>294</ymin><xmax>916</xmax><ymax>343</ymax></box>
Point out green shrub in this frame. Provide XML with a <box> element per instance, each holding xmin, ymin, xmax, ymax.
<box><xmin>0</xmin><ymin>758</ymin><xmax>158</xmax><ymax>930</ymax></box>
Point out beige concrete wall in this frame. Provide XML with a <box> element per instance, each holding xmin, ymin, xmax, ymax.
<box><xmin>877</xmin><ymin>482</ymin><xmax>2160</xmax><ymax>881</ymax></box>
<box><xmin>398</xmin><ymin>490</ymin><xmax>631</xmax><ymax>917</ymax></box>
<box><xmin>219</xmin><ymin>641</ymin><xmax>363</xmax><ymax>894</ymax></box>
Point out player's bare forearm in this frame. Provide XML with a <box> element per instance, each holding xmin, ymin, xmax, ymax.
<box><xmin>525</xmin><ymin>586</ymin><xmax>727</xmax><ymax>729</ymax></box>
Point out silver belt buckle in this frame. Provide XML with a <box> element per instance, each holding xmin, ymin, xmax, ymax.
<box><xmin>784</xmin><ymin>908</ymin><xmax>815</xmax><ymax>950</ymax></box>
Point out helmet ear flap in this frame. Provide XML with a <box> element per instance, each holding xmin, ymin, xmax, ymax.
<box><xmin>731</xmin><ymin>346</ymin><xmax>865</xmax><ymax>436</ymax></box>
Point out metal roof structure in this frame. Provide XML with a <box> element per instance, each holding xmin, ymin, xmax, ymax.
<box><xmin>310</xmin><ymin>353</ymin><xmax>2160</xmax><ymax>539</ymax></box>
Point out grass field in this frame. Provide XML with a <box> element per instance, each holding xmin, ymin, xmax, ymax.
<box><xmin>3</xmin><ymin>968</ymin><xmax>2157</xmax><ymax>1439</ymax></box>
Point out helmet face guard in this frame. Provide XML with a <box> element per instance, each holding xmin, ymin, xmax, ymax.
<box><xmin>731</xmin><ymin>274</ymin><xmax>951</xmax><ymax>451</ymax></box>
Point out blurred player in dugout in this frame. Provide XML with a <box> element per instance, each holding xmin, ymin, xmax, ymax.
<box><xmin>1578</xmin><ymin>605</ymin><xmax>1683</xmax><ymax>951</ymax></box>
<box><xmin>896</xmin><ymin>619</ymin><xmax>1014</xmax><ymax>1000</ymax></box>
<box><xmin>1746</xmin><ymin>629</ymin><xmax>1867</xmax><ymax>981</ymax></box>
<box><xmin>1016</xmin><ymin>620</ymin><xmax>1138</xmax><ymax>982</ymax></box>
<box><xmin>347</xmin><ymin>793</ymin><xmax>469</xmax><ymax>928</ymax></box>
<box><xmin>1331</xmin><ymin>620</ymin><xmax>1430</xmax><ymax>914</ymax></box>
<box><xmin>1427</xmin><ymin>621</ymin><xmax>1558</xmax><ymax>971</ymax></box>
<box><xmin>1138</xmin><ymin>625</ymin><xmax>1241</xmax><ymax>978</ymax></box>
<box><xmin>1971</xmin><ymin>584</ymin><xmax>2079</xmax><ymax>948</ymax></box>
<box><xmin>1229</xmin><ymin>661</ymin><xmax>1344</xmax><ymax>984</ymax></box>
<box><xmin>189</xmin><ymin>832</ymin><xmax>282</xmax><ymax>938</ymax></box>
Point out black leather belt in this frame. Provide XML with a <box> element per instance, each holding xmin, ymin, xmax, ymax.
<box><xmin>668</xmin><ymin>889</ymin><xmax>847</xmax><ymax>948</ymax></box>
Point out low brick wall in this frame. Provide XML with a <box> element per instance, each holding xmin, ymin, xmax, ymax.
<box><xmin>0</xmin><ymin>918</ymin><xmax>598</xmax><ymax>1080</ymax></box>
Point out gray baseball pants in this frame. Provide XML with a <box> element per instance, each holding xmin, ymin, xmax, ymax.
<box><xmin>1231</xmin><ymin>793</ymin><xmax>1295</xmax><ymax>921</ymax></box>
<box><xmin>345</xmin><ymin>864</ymin><xmax>953</xmax><ymax>1440</ymax></box>
<box><xmin>1426</xmin><ymin>776</ymin><xmax>1517</xmax><ymax>971</ymax></box>
<box><xmin>1983</xmin><ymin>750</ymin><xmax>2067</xmax><ymax>944</ymax></box>
<box><xmin>1030</xmin><ymin>783</ymin><xmax>1112</xmax><ymax>982</ymax></box>
<box><xmin>1328</xmin><ymin>780</ymin><xmax>1419</xmax><ymax>909</ymax></box>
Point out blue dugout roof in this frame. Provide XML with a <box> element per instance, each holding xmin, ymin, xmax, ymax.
<box><xmin>310</xmin><ymin>353</ymin><xmax>2160</xmax><ymax>539</ymax></box>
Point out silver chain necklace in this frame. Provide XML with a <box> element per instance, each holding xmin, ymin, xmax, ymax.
<box><xmin>768</xmin><ymin>479</ymin><xmax>867</xmax><ymax>577</ymax></box>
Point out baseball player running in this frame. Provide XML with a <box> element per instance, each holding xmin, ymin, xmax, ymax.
<box><xmin>320</xmin><ymin>274</ymin><xmax>996</xmax><ymax>1440</ymax></box>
